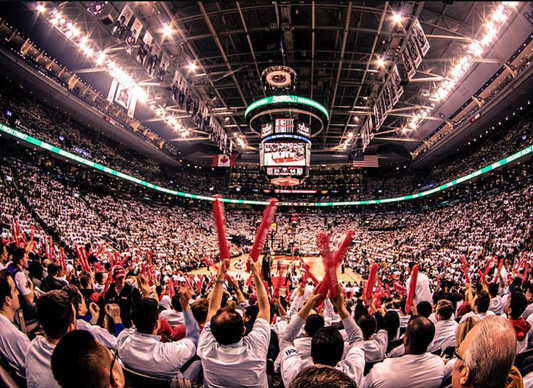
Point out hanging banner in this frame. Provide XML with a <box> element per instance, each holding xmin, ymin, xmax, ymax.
<box><xmin>136</xmin><ymin>31</ymin><xmax>153</xmax><ymax>66</ymax></box>
<box><xmin>158</xmin><ymin>52</ymin><xmax>170</xmax><ymax>82</ymax></box>
<box><xmin>412</xmin><ymin>18</ymin><xmax>430</xmax><ymax>56</ymax></box>
<box><xmin>124</xmin><ymin>17</ymin><xmax>143</xmax><ymax>55</ymax></box>
<box><xmin>147</xmin><ymin>45</ymin><xmax>160</xmax><ymax>75</ymax></box>
<box><xmin>112</xmin><ymin>4</ymin><xmax>133</xmax><ymax>40</ymax></box>
<box><xmin>402</xmin><ymin>44</ymin><xmax>416</xmax><ymax>80</ymax></box>
<box><xmin>107</xmin><ymin>78</ymin><xmax>118</xmax><ymax>103</ymax></box>
<box><xmin>407</xmin><ymin>31</ymin><xmax>423</xmax><ymax>68</ymax></box>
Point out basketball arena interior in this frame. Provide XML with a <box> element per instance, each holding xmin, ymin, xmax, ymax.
<box><xmin>0</xmin><ymin>2</ymin><xmax>533</xmax><ymax>388</ymax></box>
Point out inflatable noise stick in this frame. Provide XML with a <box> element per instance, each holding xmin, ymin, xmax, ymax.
<box><xmin>213</xmin><ymin>195</ymin><xmax>230</xmax><ymax>267</ymax></box>
<box><xmin>248</xmin><ymin>198</ymin><xmax>278</xmax><ymax>272</ymax></box>
<box><xmin>405</xmin><ymin>264</ymin><xmax>419</xmax><ymax>314</ymax></box>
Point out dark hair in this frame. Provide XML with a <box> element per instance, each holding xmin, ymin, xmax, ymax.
<box><xmin>311</xmin><ymin>327</ymin><xmax>344</xmax><ymax>366</ymax></box>
<box><xmin>405</xmin><ymin>317</ymin><xmax>435</xmax><ymax>354</ymax></box>
<box><xmin>289</xmin><ymin>366</ymin><xmax>357</xmax><ymax>388</ymax></box>
<box><xmin>358</xmin><ymin>314</ymin><xmax>377</xmax><ymax>339</ymax></box>
<box><xmin>171</xmin><ymin>294</ymin><xmax>182</xmax><ymax>312</ymax></box>
<box><xmin>191</xmin><ymin>298</ymin><xmax>208</xmax><ymax>324</ymax></box>
<box><xmin>52</xmin><ymin>330</ymin><xmax>110</xmax><ymax>388</ymax></box>
<box><xmin>416</xmin><ymin>301</ymin><xmax>432</xmax><ymax>318</ymax></box>
<box><xmin>510</xmin><ymin>292</ymin><xmax>528</xmax><ymax>320</ymax></box>
<box><xmin>48</xmin><ymin>263</ymin><xmax>60</xmax><ymax>277</ymax></box>
<box><xmin>436</xmin><ymin>299</ymin><xmax>454</xmax><ymax>320</ymax></box>
<box><xmin>488</xmin><ymin>283</ymin><xmax>499</xmax><ymax>297</ymax></box>
<box><xmin>37</xmin><ymin>290</ymin><xmax>74</xmax><ymax>340</ymax></box>
<box><xmin>94</xmin><ymin>272</ymin><xmax>104</xmax><ymax>284</ymax></box>
<box><xmin>475</xmin><ymin>291</ymin><xmax>491</xmax><ymax>313</ymax></box>
<box><xmin>384</xmin><ymin>310</ymin><xmax>400</xmax><ymax>341</ymax></box>
<box><xmin>11</xmin><ymin>246</ymin><xmax>25</xmax><ymax>265</ymax></box>
<box><xmin>211</xmin><ymin>307</ymin><xmax>244</xmax><ymax>345</ymax></box>
<box><xmin>0</xmin><ymin>269</ymin><xmax>13</xmax><ymax>309</ymax></box>
<box><xmin>131</xmin><ymin>298</ymin><xmax>159</xmax><ymax>334</ymax></box>
<box><xmin>62</xmin><ymin>284</ymin><xmax>82</xmax><ymax>312</ymax></box>
<box><xmin>305</xmin><ymin>314</ymin><xmax>325</xmax><ymax>338</ymax></box>
<box><xmin>409</xmin><ymin>262</ymin><xmax>417</xmax><ymax>270</ymax></box>
<box><xmin>244</xmin><ymin>305</ymin><xmax>260</xmax><ymax>325</ymax></box>
<box><xmin>79</xmin><ymin>273</ymin><xmax>91</xmax><ymax>289</ymax></box>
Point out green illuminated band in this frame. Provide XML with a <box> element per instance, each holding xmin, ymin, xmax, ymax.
<box><xmin>1</xmin><ymin>123</ymin><xmax>531</xmax><ymax>207</ymax></box>
<box><xmin>245</xmin><ymin>95</ymin><xmax>329</xmax><ymax>120</ymax></box>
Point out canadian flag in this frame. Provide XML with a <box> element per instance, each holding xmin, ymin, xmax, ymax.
<box><xmin>212</xmin><ymin>154</ymin><xmax>236</xmax><ymax>167</ymax></box>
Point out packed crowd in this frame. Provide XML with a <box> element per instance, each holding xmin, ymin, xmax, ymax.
<box><xmin>1</xmin><ymin>133</ymin><xmax>533</xmax><ymax>386</ymax></box>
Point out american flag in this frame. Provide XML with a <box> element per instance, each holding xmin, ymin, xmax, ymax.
<box><xmin>352</xmin><ymin>155</ymin><xmax>379</xmax><ymax>168</ymax></box>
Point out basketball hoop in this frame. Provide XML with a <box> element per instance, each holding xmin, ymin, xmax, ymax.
<box><xmin>271</xmin><ymin>177</ymin><xmax>301</xmax><ymax>186</ymax></box>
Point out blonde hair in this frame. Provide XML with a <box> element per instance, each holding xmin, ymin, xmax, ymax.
<box><xmin>455</xmin><ymin>316</ymin><xmax>481</xmax><ymax>347</ymax></box>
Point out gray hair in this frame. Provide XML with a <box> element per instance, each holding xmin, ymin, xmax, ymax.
<box><xmin>462</xmin><ymin>316</ymin><xmax>516</xmax><ymax>388</ymax></box>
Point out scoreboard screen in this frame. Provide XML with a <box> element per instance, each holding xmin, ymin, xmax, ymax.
<box><xmin>262</xmin><ymin>142</ymin><xmax>306</xmax><ymax>167</ymax></box>
<box><xmin>275</xmin><ymin>118</ymin><xmax>294</xmax><ymax>134</ymax></box>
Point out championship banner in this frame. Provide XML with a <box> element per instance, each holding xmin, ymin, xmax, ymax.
<box><xmin>402</xmin><ymin>44</ymin><xmax>416</xmax><ymax>80</ymax></box>
<box><xmin>124</xmin><ymin>17</ymin><xmax>143</xmax><ymax>55</ymax></box>
<box><xmin>391</xmin><ymin>65</ymin><xmax>403</xmax><ymax>104</ymax></box>
<box><xmin>412</xmin><ymin>18</ymin><xmax>430</xmax><ymax>56</ymax></box>
<box><xmin>407</xmin><ymin>31</ymin><xmax>423</xmax><ymax>68</ymax></box>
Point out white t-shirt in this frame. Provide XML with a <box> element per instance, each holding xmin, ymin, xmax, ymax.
<box><xmin>14</xmin><ymin>270</ymin><xmax>31</xmax><ymax>297</ymax></box>
<box><xmin>459</xmin><ymin>310</ymin><xmax>495</xmax><ymax>323</ymax></box>
<box><xmin>25</xmin><ymin>335</ymin><xmax>59</xmax><ymax>388</ymax></box>
<box><xmin>428</xmin><ymin>319</ymin><xmax>458</xmax><ymax>353</ymax></box>
<box><xmin>198</xmin><ymin>317</ymin><xmax>271</xmax><ymax>388</ymax></box>
<box><xmin>160</xmin><ymin>309</ymin><xmax>184</xmax><ymax>328</ymax></box>
<box><xmin>77</xmin><ymin>319</ymin><xmax>118</xmax><ymax>349</ymax></box>
<box><xmin>117</xmin><ymin>327</ymin><xmax>196</xmax><ymax>379</ymax></box>
<box><xmin>0</xmin><ymin>313</ymin><xmax>31</xmax><ymax>378</ymax></box>
<box><xmin>406</xmin><ymin>272</ymin><xmax>432</xmax><ymax>306</ymax></box>
<box><xmin>362</xmin><ymin>352</ymin><xmax>445</xmax><ymax>388</ymax></box>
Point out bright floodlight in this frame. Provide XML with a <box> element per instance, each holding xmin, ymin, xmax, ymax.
<box><xmin>392</xmin><ymin>12</ymin><xmax>402</xmax><ymax>24</ymax></box>
<box><xmin>188</xmin><ymin>62</ymin><xmax>197</xmax><ymax>72</ymax></box>
<box><xmin>36</xmin><ymin>3</ymin><xmax>45</xmax><ymax>13</ymax></box>
<box><xmin>376</xmin><ymin>57</ymin><xmax>385</xmax><ymax>68</ymax></box>
<box><xmin>163</xmin><ymin>24</ymin><xmax>173</xmax><ymax>37</ymax></box>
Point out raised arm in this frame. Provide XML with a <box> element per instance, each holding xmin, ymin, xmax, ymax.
<box><xmin>206</xmin><ymin>261</ymin><xmax>227</xmax><ymax>322</ymax></box>
<box><xmin>180</xmin><ymin>287</ymin><xmax>200</xmax><ymax>346</ymax></box>
<box><xmin>250</xmin><ymin>256</ymin><xmax>270</xmax><ymax>322</ymax></box>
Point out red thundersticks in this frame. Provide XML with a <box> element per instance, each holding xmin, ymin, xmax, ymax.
<box><xmin>318</xmin><ymin>232</ymin><xmax>337</xmax><ymax>297</ymax></box>
<box><xmin>406</xmin><ymin>264</ymin><xmax>419</xmax><ymax>314</ymax></box>
<box><xmin>315</xmin><ymin>229</ymin><xmax>354</xmax><ymax>306</ymax></box>
<box><xmin>248</xmin><ymin>198</ymin><xmax>278</xmax><ymax>271</ymax></box>
<box><xmin>365</xmin><ymin>263</ymin><xmax>378</xmax><ymax>300</ymax></box>
<box><xmin>213</xmin><ymin>195</ymin><xmax>230</xmax><ymax>265</ymax></box>
<box><xmin>459</xmin><ymin>255</ymin><xmax>470</xmax><ymax>283</ymax></box>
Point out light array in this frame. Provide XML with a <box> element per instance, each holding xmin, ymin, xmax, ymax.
<box><xmin>405</xmin><ymin>2</ymin><xmax>517</xmax><ymax>134</ymax></box>
<box><xmin>1</xmin><ymin>123</ymin><xmax>531</xmax><ymax>207</ymax></box>
<box><xmin>41</xmin><ymin>6</ymin><xmax>189</xmax><ymax>137</ymax></box>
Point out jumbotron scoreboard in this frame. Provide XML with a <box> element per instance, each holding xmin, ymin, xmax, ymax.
<box><xmin>246</xmin><ymin>67</ymin><xmax>329</xmax><ymax>186</ymax></box>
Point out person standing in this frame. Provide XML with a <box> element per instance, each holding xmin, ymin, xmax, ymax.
<box><xmin>105</xmin><ymin>267</ymin><xmax>150</xmax><ymax>328</ymax></box>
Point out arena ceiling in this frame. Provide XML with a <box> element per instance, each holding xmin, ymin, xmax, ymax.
<box><xmin>2</xmin><ymin>2</ymin><xmax>532</xmax><ymax>167</ymax></box>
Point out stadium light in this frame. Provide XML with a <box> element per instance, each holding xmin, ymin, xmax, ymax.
<box><xmin>188</xmin><ymin>61</ymin><xmax>197</xmax><ymax>72</ymax></box>
<box><xmin>36</xmin><ymin>3</ymin><xmax>46</xmax><ymax>13</ymax></box>
<box><xmin>376</xmin><ymin>57</ymin><xmax>385</xmax><ymax>68</ymax></box>
<box><xmin>392</xmin><ymin>12</ymin><xmax>403</xmax><ymax>24</ymax></box>
<box><xmin>162</xmin><ymin>24</ymin><xmax>173</xmax><ymax>37</ymax></box>
<box><xmin>415</xmin><ymin>1</ymin><xmax>516</xmax><ymax>136</ymax></box>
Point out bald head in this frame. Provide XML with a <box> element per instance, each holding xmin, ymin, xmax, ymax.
<box><xmin>452</xmin><ymin>316</ymin><xmax>516</xmax><ymax>388</ymax></box>
<box><xmin>404</xmin><ymin>316</ymin><xmax>435</xmax><ymax>355</ymax></box>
